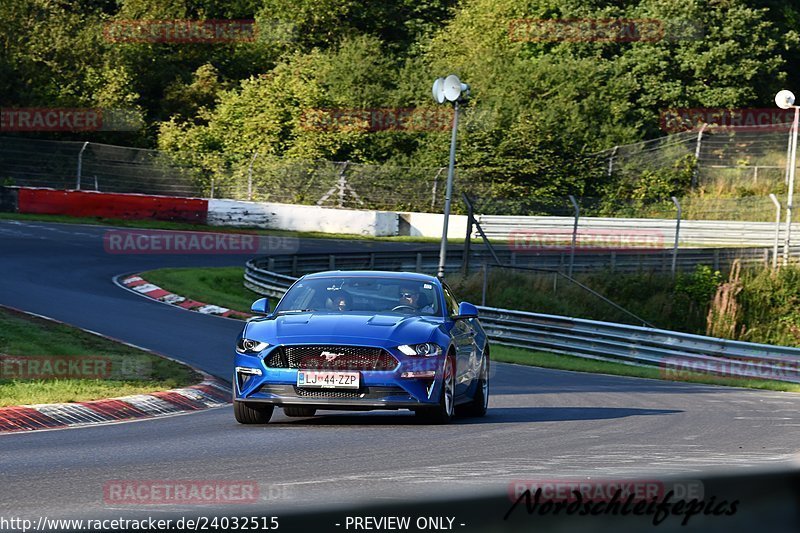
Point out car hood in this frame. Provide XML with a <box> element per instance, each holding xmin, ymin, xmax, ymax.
<box><xmin>244</xmin><ymin>312</ymin><xmax>445</xmax><ymax>347</ymax></box>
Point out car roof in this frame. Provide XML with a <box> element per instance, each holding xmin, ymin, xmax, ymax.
<box><xmin>301</xmin><ymin>270</ymin><xmax>441</xmax><ymax>284</ymax></box>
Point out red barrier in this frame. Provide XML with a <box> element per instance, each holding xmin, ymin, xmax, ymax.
<box><xmin>17</xmin><ymin>188</ymin><xmax>208</xmax><ymax>223</ymax></box>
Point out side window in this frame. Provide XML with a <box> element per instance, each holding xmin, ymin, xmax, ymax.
<box><xmin>442</xmin><ymin>285</ymin><xmax>459</xmax><ymax>317</ymax></box>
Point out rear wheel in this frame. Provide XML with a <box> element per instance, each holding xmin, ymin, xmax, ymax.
<box><xmin>234</xmin><ymin>401</ymin><xmax>274</xmax><ymax>424</ymax></box>
<box><xmin>416</xmin><ymin>355</ymin><xmax>455</xmax><ymax>424</ymax></box>
<box><xmin>283</xmin><ymin>406</ymin><xmax>317</xmax><ymax>417</ymax></box>
<box><xmin>460</xmin><ymin>350</ymin><xmax>489</xmax><ymax>417</ymax></box>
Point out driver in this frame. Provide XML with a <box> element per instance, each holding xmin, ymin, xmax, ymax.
<box><xmin>398</xmin><ymin>285</ymin><xmax>434</xmax><ymax>313</ymax></box>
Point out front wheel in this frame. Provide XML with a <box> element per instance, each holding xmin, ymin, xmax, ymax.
<box><xmin>234</xmin><ymin>401</ymin><xmax>274</xmax><ymax>424</ymax></box>
<box><xmin>416</xmin><ymin>355</ymin><xmax>455</xmax><ymax>424</ymax></box>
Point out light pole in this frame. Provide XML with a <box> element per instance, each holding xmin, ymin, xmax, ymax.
<box><xmin>776</xmin><ymin>90</ymin><xmax>799</xmax><ymax>266</ymax></box>
<box><xmin>432</xmin><ymin>74</ymin><xmax>469</xmax><ymax>279</ymax></box>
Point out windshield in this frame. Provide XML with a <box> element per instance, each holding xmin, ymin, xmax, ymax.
<box><xmin>275</xmin><ymin>276</ymin><xmax>441</xmax><ymax>316</ymax></box>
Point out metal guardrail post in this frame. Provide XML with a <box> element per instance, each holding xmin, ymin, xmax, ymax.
<box><xmin>770</xmin><ymin>193</ymin><xmax>782</xmax><ymax>269</ymax></box>
<box><xmin>671</xmin><ymin>196</ymin><xmax>681</xmax><ymax>276</ymax></box>
<box><xmin>568</xmin><ymin>195</ymin><xmax>579</xmax><ymax>277</ymax></box>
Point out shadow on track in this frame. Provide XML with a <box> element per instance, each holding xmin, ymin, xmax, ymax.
<box><xmin>256</xmin><ymin>406</ymin><xmax>681</xmax><ymax>427</ymax></box>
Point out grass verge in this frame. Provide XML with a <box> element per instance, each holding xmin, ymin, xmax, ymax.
<box><xmin>139</xmin><ymin>266</ymin><xmax>800</xmax><ymax>394</ymax></box>
<box><xmin>0</xmin><ymin>306</ymin><xmax>199</xmax><ymax>407</ymax></box>
<box><xmin>493</xmin><ymin>345</ymin><xmax>800</xmax><ymax>393</ymax></box>
<box><xmin>143</xmin><ymin>266</ymin><xmax>263</xmax><ymax>313</ymax></box>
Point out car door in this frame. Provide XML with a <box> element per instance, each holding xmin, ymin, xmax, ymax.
<box><xmin>443</xmin><ymin>285</ymin><xmax>474</xmax><ymax>396</ymax></box>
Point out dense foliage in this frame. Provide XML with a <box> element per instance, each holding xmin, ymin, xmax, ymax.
<box><xmin>2</xmin><ymin>0</ymin><xmax>799</xmax><ymax>200</ymax></box>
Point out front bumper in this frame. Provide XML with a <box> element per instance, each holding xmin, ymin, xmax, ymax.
<box><xmin>234</xmin><ymin>346</ymin><xmax>443</xmax><ymax>410</ymax></box>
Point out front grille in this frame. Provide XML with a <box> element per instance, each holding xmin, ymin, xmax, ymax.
<box><xmin>295</xmin><ymin>388</ymin><xmax>364</xmax><ymax>399</ymax></box>
<box><xmin>266</xmin><ymin>345</ymin><xmax>398</xmax><ymax>371</ymax></box>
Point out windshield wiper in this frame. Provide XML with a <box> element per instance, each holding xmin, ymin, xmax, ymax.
<box><xmin>274</xmin><ymin>309</ymin><xmax>314</xmax><ymax>315</ymax></box>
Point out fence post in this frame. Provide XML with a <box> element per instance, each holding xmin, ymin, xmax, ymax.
<box><xmin>692</xmin><ymin>123</ymin><xmax>707</xmax><ymax>188</ymax></box>
<box><xmin>431</xmin><ymin>167</ymin><xmax>444</xmax><ymax>211</ymax></box>
<box><xmin>462</xmin><ymin>194</ymin><xmax>474</xmax><ymax>274</ymax></box>
<box><xmin>247</xmin><ymin>151</ymin><xmax>258</xmax><ymax>201</ymax></box>
<box><xmin>785</xmin><ymin>107</ymin><xmax>800</xmax><ymax>266</ymax></box>
<box><xmin>770</xmin><ymin>193</ymin><xmax>782</xmax><ymax>269</ymax></box>
<box><xmin>75</xmin><ymin>141</ymin><xmax>89</xmax><ymax>190</ymax></box>
<box><xmin>607</xmin><ymin>146</ymin><xmax>618</xmax><ymax>178</ymax></box>
<box><xmin>786</xmin><ymin>124</ymin><xmax>794</xmax><ymax>186</ymax></box>
<box><xmin>337</xmin><ymin>161</ymin><xmax>349</xmax><ymax>208</ymax></box>
<box><xmin>568</xmin><ymin>195</ymin><xmax>579</xmax><ymax>277</ymax></box>
<box><xmin>671</xmin><ymin>196</ymin><xmax>682</xmax><ymax>276</ymax></box>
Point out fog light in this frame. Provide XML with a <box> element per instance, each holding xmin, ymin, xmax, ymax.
<box><xmin>235</xmin><ymin>366</ymin><xmax>263</xmax><ymax>376</ymax></box>
<box><xmin>401</xmin><ymin>371</ymin><xmax>436</xmax><ymax>379</ymax></box>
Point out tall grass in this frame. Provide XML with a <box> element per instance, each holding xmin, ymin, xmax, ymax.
<box><xmin>449</xmin><ymin>263</ymin><xmax>800</xmax><ymax>348</ymax></box>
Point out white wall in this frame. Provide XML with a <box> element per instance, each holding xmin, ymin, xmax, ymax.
<box><xmin>398</xmin><ymin>212</ymin><xmax>468</xmax><ymax>239</ymax></box>
<box><xmin>208</xmin><ymin>199</ymin><xmax>399</xmax><ymax>236</ymax></box>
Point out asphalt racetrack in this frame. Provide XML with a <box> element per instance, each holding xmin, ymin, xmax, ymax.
<box><xmin>1</xmin><ymin>220</ymin><xmax>799</xmax><ymax>526</ymax></box>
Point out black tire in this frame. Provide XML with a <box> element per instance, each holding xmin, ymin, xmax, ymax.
<box><xmin>416</xmin><ymin>355</ymin><xmax>455</xmax><ymax>425</ymax></box>
<box><xmin>283</xmin><ymin>406</ymin><xmax>317</xmax><ymax>417</ymax></box>
<box><xmin>460</xmin><ymin>350</ymin><xmax>489</xmax><ymax>417</ymax></box>
<box><xmin>234</xmin><ymin>401</ymin><xmax>274</xmax><ymax>424</ymax></box>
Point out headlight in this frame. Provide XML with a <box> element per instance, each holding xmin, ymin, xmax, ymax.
<box><xmin>397</xmin><ymin>343</ymin><xmax>441</xmax><ymax>357</ymax></box>
<box><xmin>236</xmin><ymin>338</ymin><xmax>270</xmax><ymax>354</ymax></box>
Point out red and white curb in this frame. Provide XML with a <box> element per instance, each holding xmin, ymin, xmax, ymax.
<box><xmin>0</xmin><ymin>374</ymin><xmax>230</xmax><ymax>433</ymax></box>
<box><xmin>119</xmin><ymin>275</ymin><xmax>253</xmax><ymax>320</ymax></box>
<box><xmin>0</xmin><ymin>304</ymin><xmax>233</xmax><ymax>434</ymax></box>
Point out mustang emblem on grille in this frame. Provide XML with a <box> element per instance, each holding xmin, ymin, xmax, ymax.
<box><xmin>320</xmin><ymin>351</ymin><xmax>345</xmax><ymax>362</ymax></box>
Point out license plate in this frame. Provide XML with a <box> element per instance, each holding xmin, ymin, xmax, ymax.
<box><xmin>297</xmin><ymin>370</ymin><xmax>360</xmax><ymax>389</ymax></box>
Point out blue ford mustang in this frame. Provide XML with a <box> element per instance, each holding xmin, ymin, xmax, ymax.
<box><xmin>233</xmin><ymin>271</ymin><xmax>489</xmax><ymax>424</ymax></box>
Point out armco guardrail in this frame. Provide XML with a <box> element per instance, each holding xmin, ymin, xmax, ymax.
<box><xmin>477</xmin><ymin>214</ymin><xmax>800</xmax><ymax>247</ymax></box>
<box><xmin>245</xmin><ymin>253</ymin><xmax>800</xmax><ymax>384</ymax></box>
<box><xmin>246</xmin><ymin>246</ymin><xmax>800</xmax><ymax>279</ymax></box>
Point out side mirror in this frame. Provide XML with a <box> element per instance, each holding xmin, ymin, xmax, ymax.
<box><xmin>454</xmin><ymin>302</ymin><xmax>478</xmax><ymax>319</ymax></box>
<box><xmin>250</xmin><ymin>298</ymin><xmax>270</xmax><ymax>314</ymax></box>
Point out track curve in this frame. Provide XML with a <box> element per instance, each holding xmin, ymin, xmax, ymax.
<box><xmin>1</xmin><ymin>219</ymin><xmax>799</xmax><ymax>519</ymax></box>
